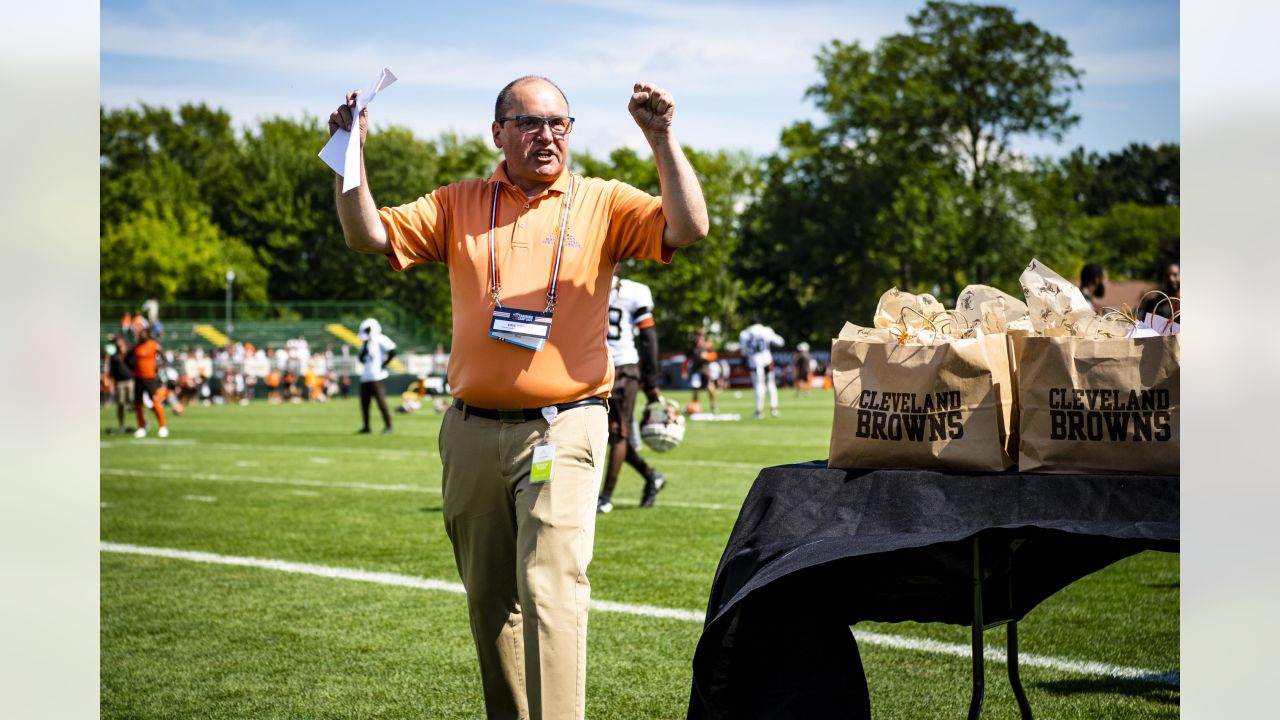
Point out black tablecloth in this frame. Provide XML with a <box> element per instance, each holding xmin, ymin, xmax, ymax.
<box><xmin>687</xmin><ymin>461</ymin><xmax>1179</xmax><ymax>720</ymax></box>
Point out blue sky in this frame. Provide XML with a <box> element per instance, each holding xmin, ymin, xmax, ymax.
<box><xmin>100</xmin><ymin>0</ymin><xmax>1179</xmax><ymax>160</ymax></box>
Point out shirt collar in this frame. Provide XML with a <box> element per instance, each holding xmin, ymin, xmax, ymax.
<box><xmin>488</xmin><ymin>161</ymin><xmax>573</xmax><ymax>199</ymax></box>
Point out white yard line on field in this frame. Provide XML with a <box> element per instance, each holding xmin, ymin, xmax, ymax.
<box><xmin>103</xmin><ymin>468</ymin><xmax>435</xmax><ymax>494</ymax></box>
<box><xmin>100</xmin><ymin>439</ymin><xmax>433</xmax><ymax>458</ymax></box>
<box><xmin>101</xmin><ymin>438</ymin><xmax>767</xmax><ymax>471</ymax></box>
<box><xmin>100</xmin><ymin>468</ymin><xmax>735</xmax><ymax>510</ymax></box>
<box><xmin>856</xmin><ymin>628</ymin><xmax>1180</xmax><ymax>685</ymax></box>
<box><xmin>101</xmin><ymin>542</ymin><xmax>1178</xmax><ymax>687</ymax></box>
<box><xmin>105</xmin><ymin>438</ymin><xmax>198</xmax><ymax>446</ymax></box>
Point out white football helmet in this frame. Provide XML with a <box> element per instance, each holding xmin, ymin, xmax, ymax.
<box><xmin>640</xmin><ymin>399</ymin><xmax>686</xmax><ymax>452</ymax></box>
<box><xmin>358</xmin><ymin>318</ymin><xmax>381</xmax><ymax>340</ymax></box>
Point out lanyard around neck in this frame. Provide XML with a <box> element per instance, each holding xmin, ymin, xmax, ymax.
<box><xmin>487</xmin><ymin>174</ymin><xmax>576</xmax><ymax>313</ymax></box>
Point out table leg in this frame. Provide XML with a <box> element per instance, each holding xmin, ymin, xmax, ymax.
<box><xmin>1007</xmin><ymin>621</ymin><xmax>1033</xmax><ymax>719</ymax></box>
<box><xmin>967</xmin><ymin>538</ymin><xmax>985</xmax><ymax>720</ymax></box>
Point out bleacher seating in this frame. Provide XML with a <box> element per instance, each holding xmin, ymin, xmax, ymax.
<box><xmin>101</xmin><ymin>302</ymin><xmax>444</xmax><ymax>361</ymax></box>
<box><xmin>100</xmin><ymin>320</ymin><xmax>419</xmax><ymax>356</ymax></box>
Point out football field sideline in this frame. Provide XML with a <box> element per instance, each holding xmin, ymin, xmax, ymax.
<box><xmin>101</xmin><ymin>541</ymin><xmax>1179</xmax><ymax>687</ymax></box>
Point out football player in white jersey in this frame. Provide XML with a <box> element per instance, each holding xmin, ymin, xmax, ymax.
<box><xmin>598</xmin><ymin>272</ymin><xmax>666</xmax><ymax>513</ymax></box>
<box><xmin>739</xmin><ymin>319</ymin><xmax>785</xmax><ymax>419</ymax></box>
<box><xmin>356</xmin><ymin>318</ymin><xmax>397</xmax><ymax>434</ymax></box>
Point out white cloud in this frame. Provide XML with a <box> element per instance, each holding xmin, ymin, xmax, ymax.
<box><xmin>1075</xmin><ymin>47</ymin><xmax>1180</xmax><ymax>87</ymax></box>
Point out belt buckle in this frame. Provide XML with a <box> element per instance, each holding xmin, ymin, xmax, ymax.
<box><xmin>497</xmin><ymin>408</ymin><xmax>526</xmax><ymax>423</ymax></box>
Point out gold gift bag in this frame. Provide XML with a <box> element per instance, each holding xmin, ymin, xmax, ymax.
<box><xmin>829</xmin><ymin>327</ymin><xmax>1016</xmax><ymax>471</ymax></box>
<box><xmin>1015</xmin><ymin>335</ymin><xmax>1179</xmax><ymax>474</ymax></box>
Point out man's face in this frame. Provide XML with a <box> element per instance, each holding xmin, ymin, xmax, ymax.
<box><xmin>1165</xmin><ymin>264</ymin><xmax>1180</xmax><ymax>292</ymax></box>
<box><xmin>492</xmin><ymin>80</ymin><xmax>570</xmax><ymax>192</ymax></box>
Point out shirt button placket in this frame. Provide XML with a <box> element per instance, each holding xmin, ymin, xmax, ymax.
<box><xmin>511</xmin><ymin>201</ymin><xmax>531</xmax><ymax>250</ymax></box>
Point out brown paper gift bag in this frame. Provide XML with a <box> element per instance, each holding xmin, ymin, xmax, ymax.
<box><xmin>1016</xmin><ymin>335</ymin><xmax>1179</xmax><ymax>474</ymax></box>
<box><xmin>829</xmin><ymin>330</ymin><xmax>1016</xmax><ymax>471</ymax></box>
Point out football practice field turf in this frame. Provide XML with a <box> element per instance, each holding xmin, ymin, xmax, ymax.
<box><xmin>100</xmin><ymin>389</ymin><xmax>1178</xmax><ymax>719</ymax></box>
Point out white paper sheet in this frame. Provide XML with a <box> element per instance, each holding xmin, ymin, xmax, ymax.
<box><xmin>1144</xmin><ymin>312</ymin><xmax>1181</xmax><ymax>336</ymax></box>
<box><xmin>318</xmin><ymin>67</ymin><xmax>398</xmax><ymax>193</ymax></box>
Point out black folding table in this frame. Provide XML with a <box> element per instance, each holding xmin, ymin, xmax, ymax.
<box><xmin>686</xmin><ymin>461</ymin><xmax>1179</xmax><ymax>719</ymax></box>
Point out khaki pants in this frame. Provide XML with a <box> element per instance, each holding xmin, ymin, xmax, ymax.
<box><xmin>439</xmin><ymin>403</ymin><xmax>607</xmax><ymax>720</ymax></box>
<box><xmin>114</xmin><ymin>378</ymin><xmax>135</xmax><ymax>408</ymax></box>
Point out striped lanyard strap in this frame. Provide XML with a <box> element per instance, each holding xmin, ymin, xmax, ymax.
<box><xmin>487</xmin><ymin>174</ymin><xmax>577</xmax><ymax>314</ymax></box>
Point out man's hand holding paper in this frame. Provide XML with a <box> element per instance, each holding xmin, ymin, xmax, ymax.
<box><xmin>319</xmin><ymin>67</ymin><xmax>397</xmax><ymax>192</ymax></box>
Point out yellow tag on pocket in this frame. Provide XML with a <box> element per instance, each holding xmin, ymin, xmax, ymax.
<box><xmin>530</xmin><ymin>444</ymin><xmax>556</xmax><ymax>484</ymax></box>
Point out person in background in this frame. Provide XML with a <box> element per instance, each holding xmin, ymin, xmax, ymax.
<box><xmin>356</xmin><ymin>317</ymin><xmax>396</xmax><ymax>434</ymax></box>
<box><xmin>266</xmin><ymin>363</ymin><xmax>283</xmax><ymax>404</ymax></box>
<box><xmin>687</xmin><ymin>327</ymin><xmax>717</xmax><ymax>413</ymax></box>
<box><xmin>107</xmin><ymin>335</ymin><xmax>135</xmax><ymax>434</ymax></box>
<box><xmin>242</xmin><ymin>362</ymin><xmax>257</xmax><ymax>404</ymax></box>
<box><xmin>339</xmin><ymin>344</ymin><xmax>352</xmax><ymax>398</ymax></box>
<box><xmin>597</xmin><ymin>272</ymin><xmax>666</xmax><ymax>513</ymax></box>
<box><xmin>1138</xmin><ymin>258</ymin><xmax>1180</xmax><ymax>323</ymax></box>
<box><xmin>793</xmin><ymin>341</ymin><xmax>814</xmax><ymax>398</ymax></box>
<box><xmin>283</xmin><ymin>367</ymin><xmax>299</xmax><ymax>403</ymax></box>
<box><xmin>158</xmin><ymin>364</ymin><xmax>185</xmax><ymax>416</ymax></box>
<box><xmin>1079</xmin><ymin>262</ymin><xmax>1108</xmax><ymax>314</ymax></box>
<box><xmin>128</xmin><ymin>324</ymin><xmax>169</xmax><ymax>438</ymax></box>
<box><xmin>100</xmin><ymin>350</ymin><xmax>112</xmax><ymax>407</ymax></box>
<box><xmin>398</xmin><ymin>374</ymin><xmax>430</xmax><ymax>414</ymax></box>
<box><xmin>740</xmin><ymin>320</ymin><xmax>784</xmax><ymax>419</ymax></box>
<box><xmin>705</xmin><ymin>349</ymin><xmax>722</xmax><ymax>400</ymax></box>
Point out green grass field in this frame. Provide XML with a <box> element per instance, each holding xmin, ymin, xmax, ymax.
<box><xmin>100</xmin><ymin>389</ymin><xmax>1178</xmax><ymax>719</ymax></box>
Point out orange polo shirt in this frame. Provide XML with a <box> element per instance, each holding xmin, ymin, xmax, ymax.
<box><xmin>379</xmin><ymin>162</ymin><xmax>672</xmax><ymax>408</ymax></box>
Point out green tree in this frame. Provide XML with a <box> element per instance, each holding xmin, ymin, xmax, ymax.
<box><xmin>233</xmin><ymin>117</ymin><xmax>498</xmax><ymax>332</ymax></box>
<box><xmin>100</xmin><ymin>200</ymin><xmax>267</xmax><ymax>303</ymax></box>
<box><xmin>1077</xmin><ymin>203</ymin><xmax>1179</xmax><ymax>280</ymax></box>
<box><xmin>233</xmin><ymin>117</ymin><xmax>440</xmax><ymax>303</ymax></box>
<box><xmin>735</xmin><ymin>121</ymin><xmax>890</xmax><ymax>346</ymax></box>
<box><xmin>101</xmin><ymin>104</ymin><xmax>267</xmax><ymax>306</ymax></box>
<box><xmin>575</xmin><ymin>146</ymin><xmax>758</xmax><ymax>349</ymax></box>
<box><xmin>1078</xmin><ymin>142</ymin><xmax>1180</xmax><ymax>215</ymax></box>
<box><xmin>234</xmin><ymin>116</ymin><xmax>334</xmax><ymax>299</ymax></box>
<box><xmin>100</xmin><ymin>103</ymin><xmax>245</xmax><ymax>232</ymax></box>
<box><xmin>738</xmin><ymin>1</ymin><xmax>1085</xmax><ymax>338</ymax></box>
<box><xmin>434</xmin><ymin>131</ymin><xmax>503</xmax><ymax>186</ymax></box>
<box><xmin>100</xmin><ymin>102</ymin><xmax>508</xmax><ymax>342</ymax></box>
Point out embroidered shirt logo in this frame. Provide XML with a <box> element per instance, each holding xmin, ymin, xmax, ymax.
<box><xmin>542</xmin><ymin>233</ymin><xmax>581</xmax><ymax>248</ymax></box>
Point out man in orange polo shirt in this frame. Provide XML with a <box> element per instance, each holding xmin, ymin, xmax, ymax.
<box><xmin>330</xmin><ymin>76</ymin><xmax>707</xmax><ymax>719</ymax></box>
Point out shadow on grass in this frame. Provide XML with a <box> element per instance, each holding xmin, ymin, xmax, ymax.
<box><xmin>419</xmin><ymin>506</ymin><xmax>442</xmax><ymax>513</ymax></box>
<box><xmin>1035</xmin><ymin>676</ymin><xmax>1180</xmax><ymax>706</ymax></box>
<box><xmin>1145</xmin><ymin>581</ymin><xmax>1180</xmax><ymax>590</ymax></box>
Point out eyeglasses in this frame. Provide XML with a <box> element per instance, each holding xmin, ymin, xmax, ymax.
<box><xmin>498</xmin><ymin>114</ymin><xmax>575</xmax><ymax>136</ymax></box>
